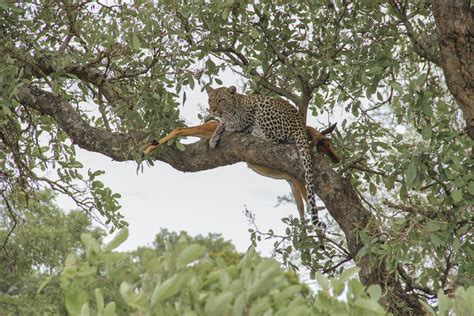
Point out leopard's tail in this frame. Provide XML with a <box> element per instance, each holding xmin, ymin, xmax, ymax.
<box><xmin>295</xmin><ymin>132</ymin><xmax>326</xmax><ymax>231</ymax></box>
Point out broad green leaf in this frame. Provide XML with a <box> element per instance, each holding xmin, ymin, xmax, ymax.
<box><xmin>65</xmin><ymin>285</ymin><xmax>88</xmax><ymax>316</ymax></box>
<box><xmin>37</xmin><ymin>275</ymin><xmax>53</xmax><ymax>294</ymax></box>
<box><xmin>80</xmin><ymin>303</ymin><xmax>90</xmax><ymax>316</ymax></box>
<box><xmin>314</xmin><ymin>272</ymin><xmax>329</xmax><ymax>292</ymax></box>
<box><xmin>367</xmin><ymin>284</ymin><xmax>382</xmax><ymax>301</ymax></box>
<box><xmin>339</xmin><ymin>266</ymin><xmax>360</xmax><ymax>283</ymax></box>
<box><xmin>177</xmin><ymin>244</ymin><xmax>206</xmax><ymax>267</ymax></box>
<box><xmin>104</xmin><ymin>228</ymin><xmax>129</xmax><ymax>252</ymax></box>
<box><xmin>468</xmin><ymin>181</ymin><xmax>474</xmax><ymax>195</ymax></box>
<box><xmin>95</xmin><ymin>288</ymin><xmax>105</xmax><ymax>312</ymax></box>
<box><xmin>233</xmin><ymin>293</ymin><xmax>246</xmax><ymax>316</ymax></box>
<box><xmin>421</xmin><ymin>126</ymin><xmax>432</xmax><ymax>140</ymax></box>
<box><xmin>219</xmin><ymin>269</ymin><xmax>231</xmax><ymax>289</ymax></box>
<box><xmin>132</xmin><ymin>34</ymin><xmax>140</xmax><ymax>49</ymax></box>
<box><xmin>273</xmin><ymin>285</ymin><xmax>302</xmax><ymax>302</ymax></box>
<box><xmin>406</xmin><ymin>161</ymin><xmax>417</xmax><ymax>184</ymax></box>
<box><xmin>151</xmin><ymin>274</ymin><xmax>183</xmax><ymax>305</ymax></box>
<box><xmin>352</xmin><ymin>298</ymin><xmax>385</xmax><ymax>314</ymax></box>
<box><xmin>419</xmin><ymin>300</ymin><xmax>436</xmax><ymax>315</ymax></box>
<box><xmin>248</xmin><ymin>297</ymin><xmax>271</xmax><ymax>316</ymax></box>
<box><xmin>205</xmin><ymin>292</ymin><xmax>233</xmax><ymax>316</ymax></box>
<box><xmin>103</xmin><ymin>302</ymin><xmax>117</xmax><ymax>316</ymax></box>
<box><xmin>452</xmin><ymin>190</ymin><xmax>463</xmax><ymax>203</ymax></box>
<box><xmin>438</xmin><ymin>289</ymin><xmax>452</xmax><ymax>316</ymax></box>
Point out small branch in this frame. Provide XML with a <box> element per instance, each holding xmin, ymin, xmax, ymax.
<box><xmin>388</xmin><ymin>0</ymin><xmax>440</xmax><ymax>65</ymax></box>
<box><xmin>397</xmin><ymin>264</ymin><xmax>435</xmax><ymax>297</ymax></box>
<box><xmin>322</xmin><ymin>257</ymin><xmax>352</xmax><ymax>274</ymax></box>
<box><xmin>214</xmin><ymin>46</ymin><xmax>300</xmax><ymax>105</ymax></box>
<box><xmin>441</xmin><ymin>248</ymin><xmax>454</xmax><ymax>289</ymax></box>
<box><xmin>58</xmin><ymin>34</ymin><xmax>73</xmax><ymax>54</ymax></box>
<box><xmin>1</xmin><ymin>192</ymin><xmax>19</xmax><ymax>270</ymax></box>
<box><xmin>384</xmin><ymin>200</ymin><xmax>436</xmax><ymax>219</ymax></box>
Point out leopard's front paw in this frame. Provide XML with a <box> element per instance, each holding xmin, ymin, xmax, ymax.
<box><xmin>209</xmin><ymin>137</ymin><xmax>219</xmax><ymax>149</ymax></box>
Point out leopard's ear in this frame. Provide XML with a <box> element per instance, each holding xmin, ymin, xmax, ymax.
<box><xmin>206</xmin><ymin>86</ymin><xmax>214</xmax><ymax>93</ymax></box>
<box><xmin>228</xmin><ymin>86</ymin><xmax>237</xmax><ymax>94</ymax></box>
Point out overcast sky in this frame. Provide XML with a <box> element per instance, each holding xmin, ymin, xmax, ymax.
<box><xmin>57</xmin><ymin>71</ymin><xmax>339</xmax><ymax>256</ymax></box>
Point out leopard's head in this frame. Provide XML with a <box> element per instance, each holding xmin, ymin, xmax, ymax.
<box><xmin>206</xmin><ymin>86</ymin><xmax>238</xmax><ymax>118</ymax></box>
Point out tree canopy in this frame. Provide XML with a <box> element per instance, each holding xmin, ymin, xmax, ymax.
<box><xmin>1</xmin><ymin>1</ymin><xmax>473</xmax><ymax>314</ymax></box>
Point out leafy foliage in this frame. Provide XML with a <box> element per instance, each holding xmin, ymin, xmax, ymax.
<box><xmin>0</xmin><ymin>0</ymin><xmax>473</xmax><ymax>313</ymax></box>
<box><xmin>0</xmin><ymin>190</ymin><xmax>105</xmax><ymax>314</ymax></box>
<box><xmin>60</xmin><ymin>228</ymin><xmax>391</xmax><ymax>316</ymax></box>
<box><xmin>1</xmin><ymin>194</ymin><xmax>472</xmax><ymax>315</ymax></box>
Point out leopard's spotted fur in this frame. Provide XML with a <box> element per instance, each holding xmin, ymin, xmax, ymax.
<box><xmin>207</xmin><ymin>86</ymin><xmax>326</xmax><ymax>230</ymax></box>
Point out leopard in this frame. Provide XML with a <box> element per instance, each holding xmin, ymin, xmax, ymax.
<box><xmin>206</xmin><ymin>85</ymin><xmax>326</xmax><ymax>230</ymax></box>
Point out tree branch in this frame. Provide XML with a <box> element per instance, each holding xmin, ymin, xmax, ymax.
<box><xmin>389</xmin><ymin>0</ymin><xmax>441</xmax><ymax>65</ymax></box>
<box><xmin>213</xmin><ymin>46</ymin><xmax>301</xmax><ymax>105</ymax></box>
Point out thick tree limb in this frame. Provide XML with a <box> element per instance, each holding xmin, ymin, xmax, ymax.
<box><xmin>430</xmin><ymin>0</ymin><xmax>474</xmax><ymax>141</ymax></box>
<box><xmin>17</xmin><ymin>86</ymin><xmax>133</xmax><ymax>160</ymax></box>
<box><xmin>16</xmin><ymin>86</ymin><xmax>425</xmax><ymax>314</ymax></box>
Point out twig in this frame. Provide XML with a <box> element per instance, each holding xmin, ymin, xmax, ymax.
<box><xmin>1</xmin><ymin>192</ymin><xmax>19</xmax><ymax>270</ymax></box>
<box><xmin>397</xmin><ymin>264</ymin><xmax>435</xmax><ymax>296</ymax></box>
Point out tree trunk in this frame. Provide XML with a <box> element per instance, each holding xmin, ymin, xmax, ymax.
<box><xmin>431</xmin><ymin>0</ymin><xmax>474</xmax><ymax>142</ymax></box>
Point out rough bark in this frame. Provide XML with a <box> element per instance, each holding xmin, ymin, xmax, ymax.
<box><xmin>17</xmin><ymin>86</ymin><xmax>424</xmax><ymax>314</ymax></box>
<box><xmin>431</xmin><ymin>0</ymin><xmax>474</xmax><ymax>141</ymax></box>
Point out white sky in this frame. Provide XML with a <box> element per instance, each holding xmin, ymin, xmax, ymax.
<box><xmin>56</xmin><ymin>72</ymin><xmax>341</xmax><ymax>256</ymax></box>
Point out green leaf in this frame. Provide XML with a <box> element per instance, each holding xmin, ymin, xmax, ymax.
<box><xmin>339</xmin><ymin>266</ymin><xmax>360</xmax><ymax>283</ymax></box>
<box><xmin>468</xmin><ymin>182</ymin><xmax>474</xmax><ymax>195</ymax></box>
<box><xmin>406</xmin><ymin>161</ymin><xmax>417</xmax><ymax>184</ymax></box>
<box><xmin>369</xmin><ymin>65</ymin><xmax>383</xmax><ymax>75</ymax></box>
<box><xmin>37</xmin><ymin>275</ymin><xmax>53</xmax><ymax>294</ymax></box>
<box><xmin>250</xmin><ymin>26</ymin><xmax>259</xmax><ymax>39</ymax></box>
<box><xmin>95</xmin><ymin>288</ymin><xmax>104</xmax><ymax>312</ymax></box>
<box><xmin>452</xmin><ymin>190</ymin><xmax>463</xmax><ymax>203</ymax></box>
<box><xmin>176</xmin><ymin>141</ymin><xmax>185</xmax><ymax>151</ymax></box>
<box><xmin>418</xmin><ymin>300</ymin><xmax>436</xmax><ymax>315</ymax></box>
<box><xmin>132</xmin><ymin>34</ymin><xmax>140</xmax><ymax>50</ymax></box>
<box><xmin>273</xmin><ymin>285</ymin><xmax>302</xmax><ymax>302</ymax></box>
<box><xmin>331</xmin><ymin>279</ymin><xmax>345</xmax><ymax>297</ymax></box>
<box><xmin>77</xmin><ymin>263</ymin><xmax>96</xmax><ymax>276</ymax></box>
<box><xmin>103</xmin><ymin>228</ymin><xmax>129</xmax><ymax>251</ymax></box>
<box><xmin>421</xmin><ymin>126</ymin><xmax>432</xmax><ymax>140</ymax></box>
<box><xmin>429</xmin><ymin>233</ymin><xmax>444</xmax><ymax>248</ymax></box>
<box><xmin>233</xmin><ymin>293</ymin><xmax>246</xmax><ymax>316</ymax></box>
<box><xmin>205</xmin><ymin>292</ymin><xmax>233</xmax><ymax>316</ymax></box>
<box><xmin>390</xmin><ymin>81</ymin><xmax>403</xmax><ymax>94</ymax></box>
<box><xmin>248</xmin><ymin>297</ymin><xmax>270</xmax><ymax>316</ymax></box>
<box><xmin>103</xmin><ymin>302</ymin><xmax>116</xmax><ymax>316</ymax></box>
<box><xmin>352</xmin><ymin>298</ymin><xmax>385</xmax><ymax>314</ymax></box>
<box><xmin>80</xmin><ymin>303</ymin><xmax>90</xmax><ymax>316</ymax></box>
<box><xmin>219</xmin><ymin>269</ymin><xmax>231</xmax><ymax>289</ymax></box>
<box><xmin>177</xmin><ymin>244</ymin><xmax>206</xmax><ymax>267</ymax></box>
<box><xmin>314</xmin><ymin>272</ymin><xmax>329</xmax><ymax>292</ymax></box>
<box><xmin>65</xmin><ymin>285</ymin><xmax>88</xmax><ymax>316</ymax></box>
<box><xmin>444</xmin><ymin>168</ymin><xmax>455</xmax><ymax>180</ymax></box>
<box><xmin>367</xmin><ymin>284</ymin><xmax>382</xmax><ymax>301</ymax></box>
<box><xmin>369</xmin><ymin>182</ymin><xmax>377</xmax><ymax>196</ymax></box>
<box><xmin>151</xmin><ymin>274</ymin><xmax>183</xmax><ymax>305</ymax></box>
<box><xmin>438</xmin><ymin>289</ymin><xmax>453</xmax><ymax>316</ymax></box>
